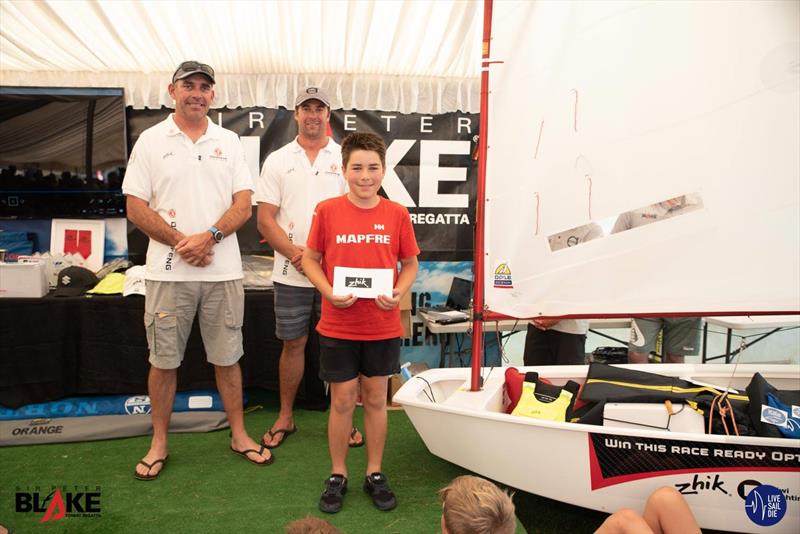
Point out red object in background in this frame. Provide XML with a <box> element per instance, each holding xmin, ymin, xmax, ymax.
<box><xmin>62</xmin><ymin>229</ymin><xmax>93</xmax><ymax>260</ymax></box>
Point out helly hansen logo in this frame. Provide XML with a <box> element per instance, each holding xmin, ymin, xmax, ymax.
<box><xmin>335</xmin><ymin>234</ymin><xmax>390</xmax><ymax>244</ymax></box>
<box><xmin>374</xmin><ymin>224</ymin><xmax>384</xmax><ymax>230</ymax></box>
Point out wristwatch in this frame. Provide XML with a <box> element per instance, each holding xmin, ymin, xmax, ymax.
<box><xmin>208</xmin><ymin>226</ymin><xmax>224</xmax><ymax>244</ymax></box>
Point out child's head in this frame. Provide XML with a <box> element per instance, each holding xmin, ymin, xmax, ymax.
<box><xmin>340</xmin><ymin>132</ymin><xmax>387</xmax><ymax>205</ymax></box>
<box><xmin>285</xmin><ymin>515</ymin><xmax>342</xmax><ymax>534</ymax></box>
<box><xmin>439</xmin><ymin>475</ymin><xmax>516</xmax><ymax>534</ymax></box>
<box><xmin>341</xmin><ymin>132</ymin><xmax>386</xmax><ymax>169</ymax></box>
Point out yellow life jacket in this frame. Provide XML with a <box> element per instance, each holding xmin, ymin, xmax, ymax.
<box><xmin>511</xmin><ymin>373</ymin><xmax>580</xmax><ymax>422</ymax></box>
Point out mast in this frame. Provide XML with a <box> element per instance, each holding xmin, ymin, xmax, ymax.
<box><xmin>470</xmin><ymin>0</ymin><xmax>494</xmax><ymax>392</ymax></box>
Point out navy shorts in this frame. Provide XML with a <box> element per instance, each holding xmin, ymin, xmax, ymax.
<box><xmin>318</xmin><ymin>335</ymin><xmax>401</xmax><ymax>383</ymax></box>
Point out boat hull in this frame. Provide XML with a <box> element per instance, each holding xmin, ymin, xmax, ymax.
<box><xmin>394</xmin><ymin>364</ymin><xmax>800</xmax><ymax>533</ymax></box>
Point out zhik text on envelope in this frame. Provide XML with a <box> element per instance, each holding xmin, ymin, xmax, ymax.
<box><xmin>332</xmin><ymin>267</ymin><xmax>393</xmax><ymax>299</ymax></box>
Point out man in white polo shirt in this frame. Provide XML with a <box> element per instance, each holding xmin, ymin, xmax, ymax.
<box><xmin>255</xmin><ymin>87</ymin><xmax>363</xmax><ymax>449</ymax></box>
<box><xmin>123</xmin><ymin>61</ymin><xmax>271</xmax><ymax>480</ymax></box>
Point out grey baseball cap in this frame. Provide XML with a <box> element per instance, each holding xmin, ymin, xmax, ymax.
<box><xmin>172</xmin><ymin>61</ymin><xmax>216</xmax><ymax>84</ymax></box>
<box><xmin>295</xmin><ymin>86</ymin><xmax>331</xmax><ymax>108</ymax></box>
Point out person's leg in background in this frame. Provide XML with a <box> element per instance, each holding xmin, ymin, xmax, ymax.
<box><xmin>628</xmin><ymin>318</ymin><xmax>662</xmax><ymax>364</ymax></box>
<box><xmin>663</xmin><ymin>317</ymin><xmax>702</xmax><ymax>364</ymax></box>
<box><xmin>523</xmin><ymin>323</ymin><xmax>557</xmax><ymax>366</ymax></box>
<box><xmin>553</xmin><ymin>332</ymin><xmax>587</xmax><ymax>365</ymax></box>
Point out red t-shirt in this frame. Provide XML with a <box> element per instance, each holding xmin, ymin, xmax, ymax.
<box><xmin>307</xmin><ymin>194</ymin><xmax>420</xmax><ymax>340</ymax></box>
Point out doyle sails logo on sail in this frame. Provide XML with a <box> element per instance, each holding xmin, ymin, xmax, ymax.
<box><xmin>493</xmin><ymin>262</ymin><xmax>513</xmax><ymax>288</ymax></box>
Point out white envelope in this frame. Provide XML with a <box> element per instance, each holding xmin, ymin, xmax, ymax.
<box><xmin>332</xmin><ymin>267</ymin><xmax>393</xmax><ymax>299</ymax></box>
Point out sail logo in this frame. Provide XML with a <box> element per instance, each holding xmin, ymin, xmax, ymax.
<box><xmin>744</xmin><ymin>484</ymin><xmax>786</xmax><ymax>526</ymax></box>
<box><xmin>493</xmin><ymin>262</ymin><xmax>513</xmax><ymax>289</ymax></box>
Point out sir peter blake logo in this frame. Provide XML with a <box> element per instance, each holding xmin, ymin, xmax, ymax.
<box><xmin>15</xmin><ymin>485</ymin><xmax>102</xmax><ymax>522</ymax></box>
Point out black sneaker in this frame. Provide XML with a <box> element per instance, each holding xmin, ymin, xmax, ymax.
<box><xmin>319</xmin><ymin>474</ymin><xmax>347</xmax><ymax>513</ymax></box>
<box><xmin>363</xmin><ymin>472</ymin><xmax>397</xmax><ymax>511</ymax></box>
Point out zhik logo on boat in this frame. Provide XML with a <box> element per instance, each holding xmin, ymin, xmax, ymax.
<box><xmin>124</xmin><ymin>395</ymin><xmax>151</xmax><ymax>415</ymax></box>
<box><xmin>493</xmin><ymin>262</ymin><xmax>513</xmax><ymax>289</ymax></box>
<box><xmin>15</xmin><ymin>485</ymin><xmax>102</xmax><ymax>522</ymax></box>
<box><xmin>744</xmin><ymin>484</ymin><xmax>786</xmax><ymax>526</ymax></box>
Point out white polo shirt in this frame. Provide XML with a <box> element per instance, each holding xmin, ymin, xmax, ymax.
<box><xmin>122</xmin><ymin>114</ymin><xmax>254</xmax><ymax>282</ymax></box>
<box><xmin>254</xmin><ymin>137</ymin><xmax>346</xmax><ymax>287</ymax></box>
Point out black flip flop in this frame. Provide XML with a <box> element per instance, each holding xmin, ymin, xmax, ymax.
<box><xmin>134</xmin><ymin>455</ymin><xmax>169</xmax><ymax>481</ymax></box>
<box><xmin>349</xmin><ymin>426</ymin><xmax>365</xmax><ymax>448</ymax></box>
<box><xmin>230</xmin><ymin>444</ymin><xmax>274</xmax><ymax>465</ymax></box>
<box><xmin>260</xmin><ymin>425</ymin><xmax>297</xmax><ymax>449</ymax></box>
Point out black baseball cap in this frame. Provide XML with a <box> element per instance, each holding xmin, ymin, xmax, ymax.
<box><xmin>52</xmin><ymin>266</ymin><xmax>99</xmax><ymax>297</ymax></box>
<box><xmin>172</xmin><ymin>61</ymin><xmax>216</xmax><ymax>84</ymax></box>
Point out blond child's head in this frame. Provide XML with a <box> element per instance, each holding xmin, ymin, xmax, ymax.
<box><xmin>439</xmin><ymin>475</ymin><xmax>516</xmax><ymax>534</ymax></box>
<box><xmin>285</xmin><ymin>515</ymin><xmax>342</xmax><ymax>534</ymax></box>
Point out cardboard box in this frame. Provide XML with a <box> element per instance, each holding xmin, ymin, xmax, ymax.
<box><xmin>388</xmin><ymin>373</ymin><xmax>404</xmax><ymax>408</ymax></box>
<box><xmin>400</xmin><ymin>290</ymin><xmax>412</xmax><ymax>338</ymax></box>
<box><xmin>0</xmin><ymin>261</ymin><xmax>48</xmax><ymax>298</ymax></box>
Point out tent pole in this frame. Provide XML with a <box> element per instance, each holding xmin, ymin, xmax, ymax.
<box><xmin>85</xmin><ymin>99</ymin><xmax>96</xmax><ymax>181</ymax></box>
<box><xmin>470</xmin><ymin>0</ymin><xmax>494</xmax><ymax>392</ymax></box>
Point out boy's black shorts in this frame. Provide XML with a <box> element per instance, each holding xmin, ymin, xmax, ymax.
<box><xmin>318</xmin><ymin>335</ymin><xmax>401</xmax><ymax>383</ymax></box>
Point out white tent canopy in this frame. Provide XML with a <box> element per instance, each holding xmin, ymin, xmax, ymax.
<box><xmin>0</xmin><ymin>0</ymin><xmax>481</xmax><ymax>113</ymax></box>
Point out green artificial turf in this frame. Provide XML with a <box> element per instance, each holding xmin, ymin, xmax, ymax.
<box><xmin>0</xmin><ymin>389</ymin><xmax>504</xmax><ymax>533</ymax></box>
<box><xmin>2</xmin><ymin>388</ymin><xmax>620</xmax><ymax>533</ymax></box>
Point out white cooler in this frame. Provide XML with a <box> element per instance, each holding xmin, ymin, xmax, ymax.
<box><xmin>0</xmin><ymin>261</ymin><xmax>49</xmax><ymax>298</ymax></box>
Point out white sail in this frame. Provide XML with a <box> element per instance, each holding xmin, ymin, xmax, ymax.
<box><xmin>484</xmin><ymin>0</ymin><xmax>800</xmax><ymax>317</ymax></box>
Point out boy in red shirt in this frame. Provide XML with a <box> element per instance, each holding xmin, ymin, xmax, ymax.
<box><xmin>303</xmin><ymin>132</ymin><xmax>419</xmax><ymax>513</ymax></box>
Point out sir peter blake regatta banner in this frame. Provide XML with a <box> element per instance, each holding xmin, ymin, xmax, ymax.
<box><xmin>126</xmin><ymin>108</ymin><xmax>479</xmax><ymax>261</ymax></box>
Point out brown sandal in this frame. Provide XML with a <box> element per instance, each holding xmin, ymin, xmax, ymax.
<box><xmin>134</xmin><ymin>455</ymin><xmax>169</xmax><ymax>481</ymax></box>
<box><xmin>349</xmin><ymin>426</ymin><xmax>365</xmax><ymax>448</ymax></box>
<box><xmin>230</xmin><ymin>445</ymin><xmax>274</xmax><ymax>465</ymax></box>
<box><xmin>260</xmin><ymin>425</ymin><xmax>297</xmax><ymax>449</ymax></box>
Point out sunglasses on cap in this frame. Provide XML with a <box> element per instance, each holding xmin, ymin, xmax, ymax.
<box><xmin>172</xmin><ymin>61</ymin><xmax>216</xmax><ymax>84</ymax></box>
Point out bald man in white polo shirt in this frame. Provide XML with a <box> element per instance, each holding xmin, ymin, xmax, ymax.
<box><xmin>124</xmin><ymin>61</ymin><xmax>272</xmax><ymax>480</ymax></box>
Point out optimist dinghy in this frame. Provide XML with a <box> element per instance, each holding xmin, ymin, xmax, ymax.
<box><xmin>395</xmin><ymin>1</ymin><xmax>799</xmax><ymax>532</ymax></box>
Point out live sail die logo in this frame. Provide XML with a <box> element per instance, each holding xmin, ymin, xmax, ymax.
<box><xmin>745</xmin><ymin>484</ymin><xmax>787</xmax><ymax>526</ymax></box>
<box><xmin>15</xmin><ymin>485</ymin><xmax>102</xmax><ymax>522</ymax></box>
